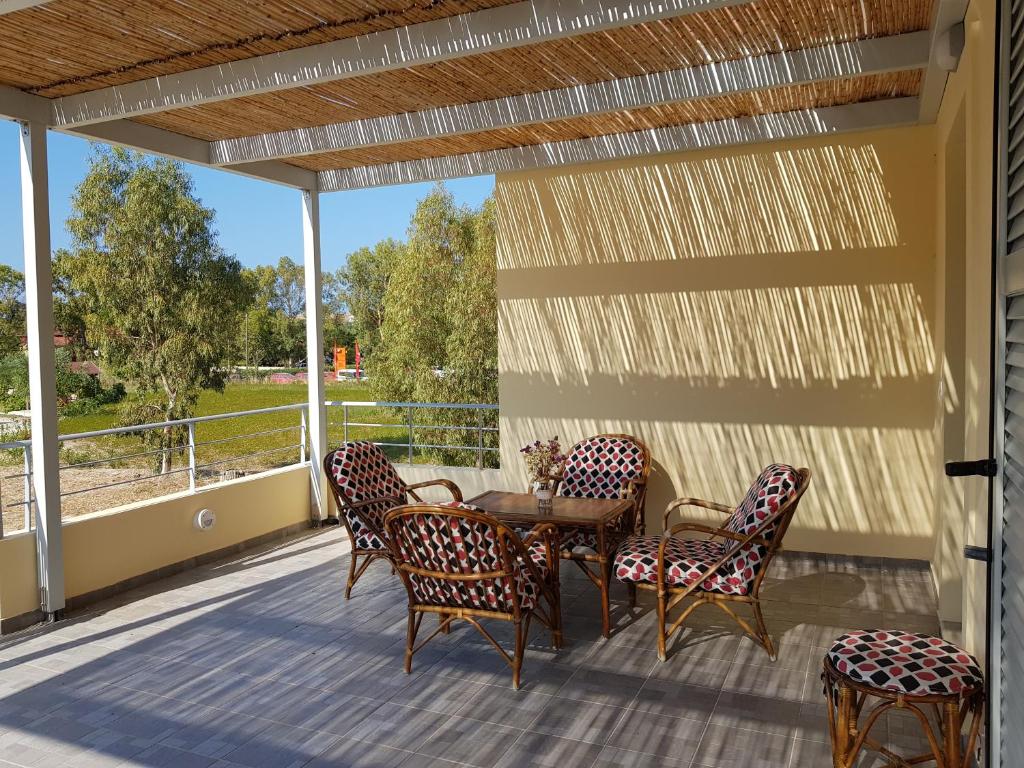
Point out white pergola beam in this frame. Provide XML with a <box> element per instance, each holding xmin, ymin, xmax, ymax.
<box><xmin>19</xmin><ymin>120</ymin><xmax>65</xmax><ymax>617</ymax></box>
<box><xmin>48</xmin><ymin>0</ymin><xmax>752</xmax><ymax>128</ymax></box>
<box><xmin>918</xmin><ymin>0</ymin><xmax>970</xmax><ymax>122</ymax></box>
<box><xmin>300</xmin><ymin>186</ymin><xmax>329</xmax><ymax>524</ymax></box>
<box><xmin>318</xmin><ymin>97</ymin><xmax>920</xmax><ymax>191</ymax></box>
<box><xmin>214</xmin><ymin>32</ymin><xmax>930</xmax><ymax>166</ymax></box>
<box><xmin>0</xmin><ymin>0</ymin><xmax>55</xmax><ymax>15</ymax></box>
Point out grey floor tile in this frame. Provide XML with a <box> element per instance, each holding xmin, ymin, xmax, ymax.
<box><xmin>721</xmin><ymin>660</ymin><xmax>808</xmax><ymax>702</ymax></box>
<box><xmin>530</xmin><ymin>696</ymin><xmax>627</xmax><ymax>744</ymax></box>
<box><xmin>417</xmin><ymin>716</ymin><xmax>523</xmax><ymax>768</ymax></box>
<box><xmin>342</xmin><ymin>703</ymin><xmax>447</xmax><ymax>752</ymax></box>
<box><xmin>554</xmin><ymin>669</ymin><xmax>646</xmax><ymax>707</ymax></box>
<box><xmin>691</xmin><ymin>723</ymin><xmax>793</xmax><ymax>768</ymax></box>
<box><xmin>648</xmin><ymin>653</ymin><xmax>731</xmax><ymax>689</ymax></box>
<box><xmin>453</xmin><ymin>684</ymin><xmax>552</xmax><ymax>729</ymax></box>
<box><xmin>592</xmin><ymin>746</ymin><xmax>691</xmax><ymax>768</ymax></box>
<box><xmin>222</xmin><ymin>723</ymin><xmax>341</xmax><ymax>768</ymax></box>
<box><xmin>708</xmin><ymin>691</ymin><xmax>803</xmax><ymax>738</ymax></box>
<box><xmin>302</xmin><ymin>737</ymin><xmax>414</xmax><ymax>768</ymax></box>
<box><xmin>493</xmin><ymin>732</ymin><xmax>604</xmax><ymax>768</ymax></box>
<box><xmin>132</xmin><ymin>744</ymin><xmax>221</xmax><ymax>768</ymax></box>
<box><xmin>604</xmin><ymin>708</ymin><xmax>705</xmax><ymax>760</ymax></box>
<box><xmin>630</xmin><ymin>679</ymin><xmax>719</xmax><ymax>721</ymax></box>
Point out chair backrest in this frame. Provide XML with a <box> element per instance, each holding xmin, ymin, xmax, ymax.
<box><xmin>719</xmin><ymin>464</ymin><xmax>809</xmax><ymax>591</ymax></box>
<box><xmin>325</xmin><ymin>441</ymin><xmax>407</xmax><ymax>509</ymax></box>
<box><xmin>557</xmin><ymin>433</ymin><xmax>651</xmax><ymax>532</ymax></box>
<box><xmin>558</xmin><ymin>434</ymin><xmax>650</xmax><ymax>498</ymax></box>
<box><xmin>384</xmin><ymin>503</ymin><xmax>530</xmax><ymax>616</ymax></box>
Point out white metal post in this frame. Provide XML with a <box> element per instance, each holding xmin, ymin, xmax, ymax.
<box><xmin>19</xmin><ymin>120</ymin><xmax>65</xmax><ymax>617</ymax></box>
<box><xmin>301</xmin><ymin>187</ymin><xmax>329</xmax><ymax>524</ymax></box>
<box><xmin>187</xmin><ymin>422</ymin><xmax>197</xmax><ymax>492</ymax></box>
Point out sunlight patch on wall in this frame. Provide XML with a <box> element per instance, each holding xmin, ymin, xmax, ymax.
<box><xmin>500</xmin><ymin>284</ymin><xmax>934</xmax><ymax>388</ymax></box>
<box><xmin>496</xmin><ymin>143</ymin><xmax>902</xmax><ymax>269</ymax></box>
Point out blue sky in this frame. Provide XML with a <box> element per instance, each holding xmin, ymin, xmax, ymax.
<box><xmin>0</xmin><ymin>120</ymin><xmax>494</xmax><ymax>274</ymax></box>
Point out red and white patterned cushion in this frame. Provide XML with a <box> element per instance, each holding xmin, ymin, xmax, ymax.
<box><xmin>558</xmin><ymin>436</ymin><xmax>647</xmax><ymax>500</ymax></box>
<box><xmin>614</xmin><ymin>536</ymin><xmax>756</xmax><ymax>595</ymax></box>
<box><xmin>827</xmin><ymin>630</ymin><xmax>983</xmax><ymax>696</ymax></box>
<box><xmin>389</xmin><ymin>506</ymin><xmax>547</xmax><ymax>612</ymax></box>
<box><xmin>327</xmin><ymin>442</ymin><xmax>408</xmax><ymax>551</ymax></box>
<box><xmin>560</xmin><ymin>528</ymin><xmax>598</xmax><ymax>552</ymax></box>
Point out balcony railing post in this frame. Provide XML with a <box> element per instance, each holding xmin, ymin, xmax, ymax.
<box><xmin>299</xmin><ymin>407</ymin><xmax>307</xmax><ymax>464</ymax></box>
<box><xmin>477</xmin><ymin>409</ymin><xmax>485</xmax><ymax>470</ymax></box>
<box><xmin>407</xmin><ymin>406</ymin><xmax>414</xmax><ymax>464</ymax></box>
<box><xmin>22</xmin><ymin>444</ymin><xmax>32</xmax><ymax>532</ymax></box>
<box><xmin>187</xmin><ymin>422</ymin><xmax>197</xmax><ymax>492</ymax></box>
<box><xmin>343</xmin><ymin>404</ymin><xmax>349</xmax><ymax>444</ymax></box>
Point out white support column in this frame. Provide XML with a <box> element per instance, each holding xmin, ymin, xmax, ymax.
<box><xmin>19</xmin><ymin>120</ymin><xmax>64</xmax><ymax>617</ymax></box>
<box><xmin>301</xmin><ymin>186</ymin><xmax>330</xmax><ymax>524</ymax></box>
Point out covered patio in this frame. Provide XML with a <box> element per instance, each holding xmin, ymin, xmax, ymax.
<box><xmin>0</xmin><ymin>0</ymin><xmax>1013</xmax><ymax>765</ymax></box>
<box><xmin>0</xmin><ymin>528</ymin><xmax>940</xmax><ymax>768</ymax></box>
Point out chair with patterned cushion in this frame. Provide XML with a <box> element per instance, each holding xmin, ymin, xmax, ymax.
<box><xmin>614</xmin><ymin>464</ymin><xmax>810</xmax><ymax>661</ymax></box>
<box><xmin>553</xmin><ymin>434</ymin><xmax>651</xmax><ymax>599</ymax></box>
<box><xmin>324</xmin><ymin>441</ymin><xmax>463</xmax><ymax>599</ymax></box>
<box><xmin>384</xmin><ymin>502</ymin><xmax>562</xmax><ymax>689</ymax></box>
<box><xmin>822</xmin><ymin>630</ymin><xmax>984</xmax><ymax>768</ymax></box>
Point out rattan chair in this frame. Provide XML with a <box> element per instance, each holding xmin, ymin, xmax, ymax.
<box><xmin>614</xmin><ymin>464</ymin><xmax>810</xmax><ymax>661</ymax></box>
<box><xmin>384</xmin><ymin>502</ymin><xmax>562</xmax><ymax>690</ymax></box>
<box><xmin>552</xmin><ymin>433</ymin><xmax>651</xmax><ymax>587</ymax></box>
<box><xmin>324</xmin><ymin>441</ymin><xmax>463</xmax><ymax>599</ymax></box>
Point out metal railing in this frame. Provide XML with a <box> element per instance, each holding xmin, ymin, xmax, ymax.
<box><xmin>0</xmin><ymin>400</ymin><xmax>499</xmax><ymax>538</ymax></box>
<box><xmin>326</xmin><ymin>401</ymin><xmax>499</xmax><ymax>469</ymax></box>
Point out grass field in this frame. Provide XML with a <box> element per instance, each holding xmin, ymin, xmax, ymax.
<box><xmin>0</xmin><ymin>381</ymin><xmax>497</xmax><ymax>532</ymax></box>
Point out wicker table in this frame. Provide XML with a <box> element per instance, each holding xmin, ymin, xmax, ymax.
<box><xmin>467</xmin><ymin>490</ymin><xmax>634</xmax><ymax>638</ymax></box>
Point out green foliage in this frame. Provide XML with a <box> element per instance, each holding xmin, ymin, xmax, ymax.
<box><xmin>339</xmin><ymin>238</ymin><xmax>405</xmax><ymax>357</ymax></box>
<box><xmin>0</xmin><ymin>265</ymin><xmax>25</xmax><ymax>357</ymax></box>
<box><xmin>57</xmin><ymin>147</ymin><xmax>251</xmax><ymax>469</ymax></box>
<box><xmin>0</xmin><ymin>353</ymin><xmax>28</xmax><ymax>412</ymax></box>
<box><xmin>365</xmin><ymin>184</ymin><xmax>498</xmax><ymax>467</ymax></box>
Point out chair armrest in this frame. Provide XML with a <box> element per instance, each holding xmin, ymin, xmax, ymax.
<box><xmin>662</xmin><ymin>497</ymin><xmax>733</xmax><ymax>528</ymax></box>
<box><xmin>406</xmin><ymin>478</ymin><xmax>463</xmax><ymax>502</ymax></box>
<box><xmin>664</xmin><ymin>522</ymin><xmax>770</xmax><ymax>549</ymax></box>
<box><xmin>522</xmin><ymin>522</ymin><xmax>559</xmax><ymax>549</ymax></box>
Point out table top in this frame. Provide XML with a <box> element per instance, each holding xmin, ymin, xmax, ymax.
<box><xmin>467</xmin><ymin>490</ymin><xmax>632</xmax><ymax>526</ymax></box>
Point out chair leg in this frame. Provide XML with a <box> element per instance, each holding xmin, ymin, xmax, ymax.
<box><xmin>942</xmin><ymin>701</ymin><xmax>961</xmax><ymax>768</ymax></box>
<box><xmin>656</xmin><ymin>588</ymin><xmax>667</xmax><ymax>662</ymax></box>
<box><xmin>405</xmin><ymin>609</ymin><xmax>421</xmax><ymax>674</ymax></box>
<box><xmin>751</xmin><ymin>599</ymin><xmax>776</xmax><ymax>661</ymax></box>
<box><xmin>627</xmin><ymin>582</ymin><xmax>637</xmax><ymax>609</ymax></box>
<box><xmin>345</xmin><ymin>552</ymin><xmax>359</xmax><ymax>600</ymax></box>
<box><xmin>832</xmin><ymin>684</ymin><xmax>854</xmax><ymax>768</ymax></box>
<box><xmin>512</xmin><ymin>619</ymin><xmax>525</xmax><ymax>690</ymax></box>
<box><xmin>439</xmin><ymin>612</ymin><xmax>450</xmax><ymax>634</ymax></box>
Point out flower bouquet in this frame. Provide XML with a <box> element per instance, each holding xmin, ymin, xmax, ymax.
<box><xmin>521</xmin><ymin>436</ymin><xmax>567</xmax><ymax>508</ymax></box>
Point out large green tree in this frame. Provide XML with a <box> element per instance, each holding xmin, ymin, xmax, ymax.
<box><xmin>367</xmin><ymin>185</ymin><xmax>498</xmax><ymax>467</ymax></box>
<box><xmin>339</xmin><ymin>238</ymin><xmax>405</xmax><ymax>356</ymax></box>
<box><xmin>59</xmin><ymin>147</ymin><xmax>251</xmax><ymax>470</ymax></box>
<box><xmin>0</xmin><ymin>266</ymin><xmax>25</xmax><ymax>357</ymax></box>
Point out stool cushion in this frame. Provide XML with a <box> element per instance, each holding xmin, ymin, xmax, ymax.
<box><xmin>827</xmin><ymin>630</ymin><xmax>983</xmax><ymax>696</ymax></box>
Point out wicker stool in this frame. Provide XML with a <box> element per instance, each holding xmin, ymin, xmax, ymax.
<box><xmin>822</xmin><ymin>630</ymin><xmax>984</xmax><ymax>768</ymax></box>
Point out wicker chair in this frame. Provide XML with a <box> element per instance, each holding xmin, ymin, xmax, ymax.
<box><xmin>614</xmin><ymin>464</ymin><xmax>810</xmax><ymax>661</ymax></box>
<box><xmin>384</xmin><ymin>502</ymin><xmax>562</xmax><ymax>689</ymax></box>
<box><xmin>553</xmin><ymin>433</ymin><xmax>651</xmax><ymax>587</ymax></box>
<box><xmin>324</xmin><ymin>441</ymin><xmax>463</xmax><ymax>599</ymax></box>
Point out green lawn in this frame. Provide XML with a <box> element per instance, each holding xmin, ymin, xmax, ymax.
<box><xmin>54</xmin><ymin>380</ymin><xmax>495</xmax><ymax>476</ymax></box>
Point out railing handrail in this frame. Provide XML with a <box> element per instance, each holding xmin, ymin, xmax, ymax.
<box><xmin>325</xmin><ymin>400</ymin><xmax>497</xmax><ymax>410</ymax></box>
<box><xmin>58</xmin><ymin>402</ymin><xmax>309</xmax><ymax>442</ymax></box>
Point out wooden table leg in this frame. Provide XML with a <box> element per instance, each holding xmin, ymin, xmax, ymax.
<box><xmin>597</xmin><ymin>524</ymin><xmax>611</xmax><ymax>638</ymax></box>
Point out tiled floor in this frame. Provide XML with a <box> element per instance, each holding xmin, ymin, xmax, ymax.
<box><xmin>0</xmin><ymin>529</ymin><xmax>941</xmax><ymax>767</ymax></box>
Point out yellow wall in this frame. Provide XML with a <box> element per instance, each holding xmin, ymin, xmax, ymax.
<box><xmin>0</xmin><ymin>466</ymin><xmax>311</xmax><ymax>626</ymax></box>
<box><xmin>932</xmin><ymin>0</ymin><xmax>996</xmax><ymax>657</ymax></box>
<box><xmin>494</xmin><ymin>126</ymin><xmax>939</xmax><ymax>558</ymax></box>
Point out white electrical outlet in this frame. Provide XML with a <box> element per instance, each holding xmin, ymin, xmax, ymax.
<box><xmin>193</xmin><ymin>508</ymin><xmax>216</xmax><ymax>530</ymax></box>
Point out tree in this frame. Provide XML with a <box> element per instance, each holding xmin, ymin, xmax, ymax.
<box><xmin>339</xmin><ymin>238</ymin><xmax>404</xmax><ymax>355</ymax></box>
<box><xmin>60</xmin><ymin>147</ymin><xmax>251</xmax><ymax>471</ymax></box>
<box><xmin>370</xmin><ymin>185</ymin><xmax>473</xmax><ymax>403</ymax></box>
<box><xmin>0</xmin><ymin>266</ymin><xmax>25</xmax><ymax>357</ymax></box>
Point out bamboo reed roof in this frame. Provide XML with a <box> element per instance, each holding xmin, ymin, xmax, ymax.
<box><xmin>288</xmin><ymin>72</ymin><xmax>923</xmax><ymax>171</ymax></box>
<box><xmin>0</xmin><ymin>0</ymin><xmax>941</xmax><ymax>190</ymax></box>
